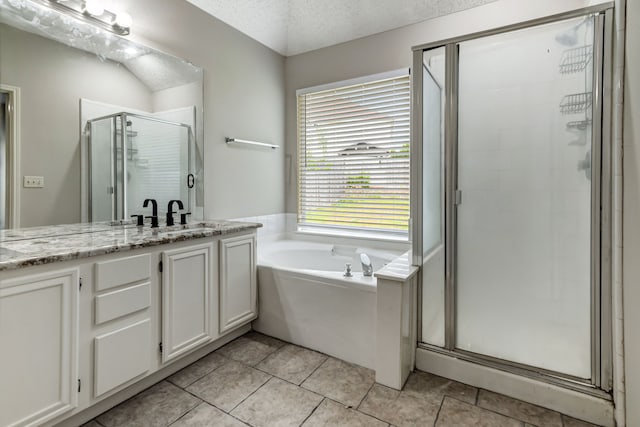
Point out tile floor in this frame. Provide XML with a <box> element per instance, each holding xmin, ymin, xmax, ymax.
<box><xmin>87</xmin><ymin>331</ymin><xmax>601</xmax><ymax>427</ymax></box>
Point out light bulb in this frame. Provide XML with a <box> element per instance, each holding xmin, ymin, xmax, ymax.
<box><xmin>84</xmin><ymin>0</ymin><xmax>104</xmax><ymax>16</ymax></box>
<box><xmin>114</xmin><ymin>11</ymin><xmax>132</xmax><ymax>28</ymax></box>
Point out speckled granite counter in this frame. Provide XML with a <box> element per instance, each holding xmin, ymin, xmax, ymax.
<box><xmin>0</xmin><ymin>220</ymin><xmax>261</xmax><ymax>272</ymax></box>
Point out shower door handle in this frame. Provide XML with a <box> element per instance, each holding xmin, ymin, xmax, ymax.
<box><xmin>187</xmin><ymin>174</ymin><xmax>195</xmax><ymax>188</ymax></box>
<box><xmin>455</xmin><ymin>190</ymin><xmax>463</xmax><ymax>205</ymax></box>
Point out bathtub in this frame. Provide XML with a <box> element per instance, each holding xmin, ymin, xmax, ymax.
<box><xmin>253</xmin><ymin>239</ymin><xmax>404</xmax><ymax>369</ymax></box>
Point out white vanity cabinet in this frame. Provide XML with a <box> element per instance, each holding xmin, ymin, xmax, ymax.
<box><xmin>0</xmin><ymin>226</ymin><xmax>258</xmax><ymax>427</ymax></box>
<box><xmin>161</xmin><ymin>242</ymin><xmax>216</xmax><ymax>363</ymax></box>
<box><xmin>0</xmin><ymin>268</ymin><xmax>79</xmax><ymax>427</ymax></box>
<box><xmin>219</xmin><ymin>233</ymin><xmax>257</xmax><ymax>333</ymax></box>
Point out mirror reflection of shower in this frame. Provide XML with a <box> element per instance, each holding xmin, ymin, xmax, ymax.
<box><xmin>86</xmin><ymin>111</ymin><xmax>195</xmax><ymax>223</ymax></box>
<box><xmin>557</xmin><ymin>16</ymin><xmax>593</xmax><ymax>180</ymax></box>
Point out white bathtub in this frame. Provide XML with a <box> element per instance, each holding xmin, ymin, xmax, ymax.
<box><xmin>253</xmin><ymin>239</ymin><xmax>404</xmax><ymax>369</ymax></box>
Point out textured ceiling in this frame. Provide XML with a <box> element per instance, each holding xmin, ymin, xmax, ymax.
<box><xmin>185</xmin><ymin>0</ymin><xmax>498</xmax><ymax>56</ymax></box>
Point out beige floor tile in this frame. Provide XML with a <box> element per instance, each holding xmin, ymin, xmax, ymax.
<box><xmin>168</xmin><ymin>352</ymin><xmax>229</xmax><ymax>388</ymax></box>
<box><xmin>171</xmin><ymin>402</ymin><xmax>248</xmax><ymax>427</ymax></box>
<box><xmin>562</xmin><ymin>415</ymin><xmax>601</xmax><ymax>427</ymax></box>
<box><xmin>186</xmin><ymin>360</ymin><xmax>270</xmax><ymax>412</ymax></box>
<box><xmin>403</xmin><ymin>371</ymin><xmax>478</xmax><ymax>404</ymax></box>
<box><xmin>302</xmin><ymin>399</ymin><xmax>388</xmax><ymax>427</ymax></box>
<box><xmin>477</xmin><ymin>390</ymin><xmax>563</xmax><ymax>427</ymax></box>
<box><xmin>231</xmin><ymin>377</ymin><xmax>323</xmax><ymax>427</ymax></box>
<box><xmin>96</xmin><ymin>381</ymin><xmax>200</xmax><ymax>427</ymax></box>
<box><xmin>301</xmin><ymin>358</ymin><xmax>375</xmax><ymax>407</ymax></box>
<box><xmin>436</xmin><ymin>397</ymin><xmax>523</xmax><ymax>427</ymax></box>
<box><xmin>217</xmin><ymin>332</ymin><xmax>285</xmax><ymax>366</ymax></box>
<box><xmin>358</xmin><ymin>383</ymin><xmax>441</xmax><ymax>427</ymax></box>
<box><xmin>256</xmin><ymin>344</ymin><xmax>327</xmax><ymax>385</ymax></box>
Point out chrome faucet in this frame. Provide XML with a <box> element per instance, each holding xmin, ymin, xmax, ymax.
<box><xmin>360</xmin><ymin>253</ymin><xmax>373</xmax><ymax>277</ymax></box>
<box><xmin>344</xmin><ymin>263</ymin><xmax>353</xmax><ymax>277</ymax></box>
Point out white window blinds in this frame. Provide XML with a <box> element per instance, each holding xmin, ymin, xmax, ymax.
<box><xmin>297</xmin><ymin>73</ymin><xmax>411</xmax><ymax>234</ymax></box>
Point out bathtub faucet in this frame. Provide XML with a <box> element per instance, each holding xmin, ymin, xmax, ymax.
<box><xmin>360</xmin><ymin>253</ymin><xmax>373</xmax><ymax>277</ymax></box>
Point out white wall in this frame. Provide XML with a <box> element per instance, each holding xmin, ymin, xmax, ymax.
<box><xmin>284</xmin><ymin>0</ymin><xmax>609</xmax><ymax>213</ymax></box>
<box><xmin>622</xmin><ymin>0</ymin><xmax>640</xmax><ymax>424</ymax></box>
<box><xmin>125</xmin><ymin>0</ymin><xmax>286</xmax><ymax>220</ymax></box>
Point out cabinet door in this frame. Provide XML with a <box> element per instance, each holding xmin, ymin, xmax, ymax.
<box><xmin>220</xmin><ymin>234</ymin><xmax>257</xmax><ymax>334</ymax></box>
<box><xmin>94</xmin><ymin>319</ymin><xmax>151</xmax><ymax>397</ymax></box>
<box><xmin>0</xmin><ymin>268</ymin><xmax>79</xmax><ymax>427</ymax></box>
<box><xmin>162</xmin><ymin>243</ymin><xmax>213</xmax><ymax>363</ymax></box>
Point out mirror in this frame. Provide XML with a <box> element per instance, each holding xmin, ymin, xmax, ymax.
<box><xmin>0</xmin><ymin>0</ymin><xmax>204</xmax><ymax>228</ymax></box>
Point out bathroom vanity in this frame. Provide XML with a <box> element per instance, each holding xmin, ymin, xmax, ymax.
<box><xmin>0</xmin><ymin>221</ymin><xmax>258</xmax><ymax>427</ymax></box>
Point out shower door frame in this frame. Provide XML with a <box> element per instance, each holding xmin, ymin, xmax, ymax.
<box><xmin>411</xmin><ymin>3</ymin><xmax>614</xmax><ymax>397</ymax></box>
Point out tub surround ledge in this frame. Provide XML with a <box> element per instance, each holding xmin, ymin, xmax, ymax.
<box><xmin>0</xmin><ymin>220</ymin><xmax>261</xmax><ymax>272</ymax></box>
<box><xmin>375</xmin><ymin>250</ymin><xmax>419</xmax><ymax>390</ymax></box>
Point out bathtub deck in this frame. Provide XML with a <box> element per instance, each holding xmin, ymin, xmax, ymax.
<box><xmin>87</xmin><ymin>331</ymin><xmax>600</xmax><ymax>427</ymax></box>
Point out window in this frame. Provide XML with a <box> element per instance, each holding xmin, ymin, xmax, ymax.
<box><xmin>297</xmin><ymin>70</ymin><xmax>411</xmax><ymax>236</ymax></box>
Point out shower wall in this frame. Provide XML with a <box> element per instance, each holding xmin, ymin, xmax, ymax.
<box><xmin>455</xmin><ymin>17</ymin><xmax>593</xmax><ymax>377</ymax></box>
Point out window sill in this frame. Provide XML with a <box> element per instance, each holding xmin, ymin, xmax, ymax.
<box><xmin>296</xmin><ymin>225</ymin><xmax>409</xmax><ymax>245</ymax></box>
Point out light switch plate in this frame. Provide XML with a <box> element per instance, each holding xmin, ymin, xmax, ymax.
<box><xmin>23</xmin><ymin>175</ymin><xmax>44</xmax><ymax>188</ymax></box>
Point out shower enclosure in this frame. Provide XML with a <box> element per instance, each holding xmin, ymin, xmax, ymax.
<box><xmin>86</xmin><ymin>112</ymin><xmax>195</xmax><ymax>222</ymax></box>
<box><xmin>412</xmin><ymin>6</ymin><xmax>613</xmax><ymax>397</ymax></box>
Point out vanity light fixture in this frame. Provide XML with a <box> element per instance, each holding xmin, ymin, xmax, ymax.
<box><xmin>44</xmin><ymin>0</ymin><xmax>133</xmax><ymax>35</ymax></box>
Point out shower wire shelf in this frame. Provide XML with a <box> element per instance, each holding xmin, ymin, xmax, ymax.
<box><xmin>566</xmin><ymin>119</ymin><xmax>592</xmax><ymax>131</ymax></box>
<box><xmin>559</xmin><ymin>45</ymin><xmax>593</xmax><ymax>74</ymax></box>
<box><xmin>559</xmin><ymin>92</ymin><xmax>592</xmax><ymax>115</ymax></box>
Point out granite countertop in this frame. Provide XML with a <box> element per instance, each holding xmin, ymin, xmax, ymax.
<box><xmin>0</xmin><ymin>220</ymin><xmax>261</xmax><ymax>272</ymax></box>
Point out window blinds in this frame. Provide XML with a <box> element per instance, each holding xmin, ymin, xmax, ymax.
<box><xmin>297</xmin><ymin>74</ymin><xmax>411</xmax><ymax>233</ymax></box>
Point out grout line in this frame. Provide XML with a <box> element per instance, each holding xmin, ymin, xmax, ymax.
<box><xmin>432</xmin><ymin>395</ymin><xmax>445</xmax><ymax>427</ymax></box>
<box><xmin>299</xmin><ymin>396</ymin><xmax>325</xmax><ymax>426</ymax></box>
<box><xmin>300</xmin><ymin>356</ymin><xmax>331</xmax><ymax>390</ymax></box>
<box><xmin>228</xmin><ymin>375</ymin><xmax>275</xmax><ymax>413</ymax></box>
<box><xmin>300</xmin><ymin>355</ymin><xmax>330</xmax><ymax>384</ymax></box>
<box><xmin>167</xmin><ymin>401</ymin><xmax>204</xmax><ymax>426</ymax></box>
<box><xmin>172</xmin><ymin>354</ymin><xmax>231</xmax><ymax>390</ymax></box>
<box><xmin>167</xmin><ymin>395</ymin><xmax>203</xmax><ymax>427</ymax></box>
<box><xmin>474</xmin><ymin>388</ymin><xmax>480</xmax><ymax>405</ymax></box>
<box><xmin>446</xmin><ymin>396</ymin><xmax>532</xmax><ymax>426</ymax></box>
<box><xmin>355</xmin><ymin>379</ymin><xmax>376</xmax><ymax>410</ymax></box>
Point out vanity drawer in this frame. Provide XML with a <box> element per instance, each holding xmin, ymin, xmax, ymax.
<box><xmin>94</xmin><ymin>319</ymin><xmax>151</xmax><ymax>398</ymax></box>
<box><xmin>95</xmin><ymin>282</ymin><xmax>151</xmax><ymax>325</ymax></box>
<box><xmin>94</xmin><ymin>254</ymin><xmax>150</xmax><ymax>291</ymax></box>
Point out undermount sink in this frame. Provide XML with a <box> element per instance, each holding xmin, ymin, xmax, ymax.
<box><xmin>156</xmin><ymin>226</ymin><xmax>211</xmax><ymax>236</ymax></box>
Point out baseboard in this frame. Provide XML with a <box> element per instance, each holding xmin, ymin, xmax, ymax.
<box><xmin>415</xmin><ymin>347</ymin><xmax>615</xmax><ymax>427</ymax></box>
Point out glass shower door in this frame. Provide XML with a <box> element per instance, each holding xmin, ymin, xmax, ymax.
<box><xmin>455</xmin><ymin>16</ymin><xmax>595</xmax><ymax>378</ymax></box>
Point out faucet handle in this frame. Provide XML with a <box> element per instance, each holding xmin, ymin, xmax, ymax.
<box><xmin>166</xmin><ymin>212</ymin><xmax>175</xmax><ymax>227</ymax></box>
<box><xmin>145</xmin><ymin>215</ymin><xmax>159</xmax><ymax>228</ymax></box>
<box><xmin>180</xmin><ymin>212</ymin><xmax>191</xmax><ymax>225</ymax></box>
<box><xmin>130</xmin><ymin>214</ymin><xmax>144</xmax><ymax>226</ymax></box>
